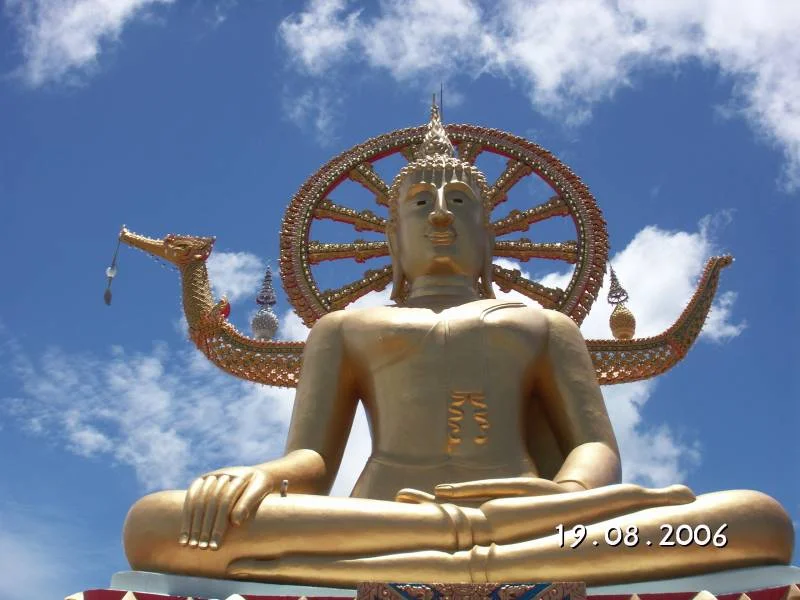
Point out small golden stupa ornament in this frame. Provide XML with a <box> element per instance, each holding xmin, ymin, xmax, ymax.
<box><xmin>607</xmin><ymin>266</ymin><xmax>636</xmax><ymax>340</ymax></box>
<box><xmin>251</xmin><ymin>265</ymin><xmax>280</xmax><ymax>340</ymax></box>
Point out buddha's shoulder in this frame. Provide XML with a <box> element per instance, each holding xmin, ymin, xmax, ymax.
<box><xmin>307</xmin><ymin>305</ymin><xmax>399</xmax><ymax>333</ymax></box>
<box><xmin>471</xmin><ymin>301</ymin><xmax>584</xmax><ymax>335</ymax></box>
<box><xmin>309</xmin><ymin>302</ymin><xmax>581</xmax><ymax>332</ymax></box>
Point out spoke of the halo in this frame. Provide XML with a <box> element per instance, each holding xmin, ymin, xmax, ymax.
<box><xmin>348</xmin><ymin>162</ymin><xmax>390</xmax><ymax>206</ymax></box>
<box><xmin>494</xmin><ymin>240</ymin><xmax>578</xmax><ymax>264</ymax></box>
<box><xmin>313</xmin><ymin>199</ymin><xmax>387</xmax><ymax>233</ymax></box>
<box><xmin>321</xmin><ymin>265</ymin><xmax>393</xmax><ymax>310</ymax></box>
<box><xmin>492</xmin><ymin>264</ymin><xmax>566</xmax><ymax>309</ymax></box>
<box><xmin>308</xmin><ymin>240</ymin><xmax>389</xmax><ymax>264</ymax></box>
<box><xmin>400</xmin><ymin>144</ymin><xmax>421</xmax><ymax>161</ymax></box>
<box><xmin>491</xmin><ymin>196</ymin><xmax>570</xmax><ymax>236</ymax></box>
<box><xmin>456</xmin><ymin>140</ymin><xmax>482</xmax><ymax>164</ymax></box>
<box><xmin>487</xmin><ymin>159</ymin><xmax>534</xmax><ymax>209</ymax></box>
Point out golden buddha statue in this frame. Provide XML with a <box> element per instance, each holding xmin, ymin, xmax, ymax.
<box><xmin>119</xmin><ymin>102</ymin><xmax>793</xmax><ymax>588</ymax></box>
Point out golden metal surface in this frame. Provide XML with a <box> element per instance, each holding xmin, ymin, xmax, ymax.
<box><xmin>312</xmin><ymin>199</ymin><xmax>387</xmax><ymax>233</ymax></box>
<box><xmin>119</xmin><ymin>226</ymin><xmax>731</xmax><ymax>387</ymax></box>
<box><xmin>493</xmin><ymin>239</ymin><xmax>579</xmax><ymax>263</ymax></box>
<box><xmin>122</xmin><ymin>103</ymin><xmax>793</xmax><ymax>587</ymax></box>
<box><xmin>279</xmin><ymin>112</ymin><xmax>609</xmax><ymax>328</ymax></box>
<box><xmin>307</xmin><ymin>240</ymin><xmax>389</xmax><ymax>265</ymax></box>
<box><xmin>610</xmin><ymin>303</ymin><xmax>636</xmax><ymax>340</ymax></box>
<box><xmin>491</xmin><ymin>196</ymin><xmax>570</xmax><ymax>236</ymax></box>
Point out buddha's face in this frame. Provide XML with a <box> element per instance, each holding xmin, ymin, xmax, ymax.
<box><xmin>392</xmin><ymin>176</ymin><xmax>489</xmax><ymax>282</ymax></box>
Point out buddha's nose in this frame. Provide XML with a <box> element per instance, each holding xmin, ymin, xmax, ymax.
<box><xmin>428</xmin><ymin>191</ymin><xmax>454</xmax><ymax>227</ymax></box>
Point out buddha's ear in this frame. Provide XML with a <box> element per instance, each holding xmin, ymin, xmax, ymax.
<box><xmin>387</xmin><ymin>228</ymin><xmax>406</xmax><ymax>302</ymax></box>
<box><xmin>480</xmin><ymin>231</ymin><xmax>496</xmax><ymax>299</ymax></box>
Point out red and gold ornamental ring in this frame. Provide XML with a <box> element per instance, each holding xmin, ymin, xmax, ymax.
<box><xmin>280</xmin><ymin>124</ymin><xmax>609</xmax><ymax>328</ymax></box>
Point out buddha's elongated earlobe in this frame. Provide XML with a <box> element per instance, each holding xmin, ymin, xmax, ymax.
<box><xmin>387</xmin><ymin>230</ymin><xmax>406</xmax><ymax>301</ymax></box>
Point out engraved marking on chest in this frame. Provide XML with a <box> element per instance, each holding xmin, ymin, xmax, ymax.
<box><xmin>446</xmin><ymin>390</ymin><xmax>490</xmax><ymax>455</ymax></box>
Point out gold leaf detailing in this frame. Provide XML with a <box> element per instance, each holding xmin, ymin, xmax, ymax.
<box><xmin>448</xmin><ymin>391</ymin><xmax>490</xmax><ymax>452</ymax></box>
<box><xmin>588</xmin><ymin>255</ymin><xmax>733</xmax><ymax>385</ymax></box>
<box><xmin>491</xmin><ymin>196</ymin><xmax>570</xmax><ymax>236</ymax></box>
<box><xmin>487</xmin><ymin>159</ymin><xmax>533</xmax><ymax>208</ymax></box>
<box><xmin>456</xmin><ymin>140</ymin><xmax>482</xmax><ymax>164</ymax></box>
<box><xmin>308</xmin><ymin>240</ymin><xmax>389</xmax><ymax>264</ymax></box>
<box><xmin>400</xmin><ymin>144</ymin><xmax>421</xmax><ymax>161</ymax></box>
<box><xmin>349</xmin><ymin>162</ymin><xmax>390</xmax><ymax>206</ymax></box>
<box><xmin>492</xmin><ymin>265</ymin><xmax>565</xmax><ymax>309</ymax></box>
<box><xmin>494</xmin><ymin>239</ymin><xmax>578</xmax><ymax>263</ymax></box>
<box><xmin>468</xmin><ymin>392</ymin><xmax>490</xmax><ymax>445</ymax></box>
<box><xmin>321</xmin><ymin>266</ymin><xmax>393</xmax><ymax>310</ymax></box>
<box><xmin>447</xmin><ymin>392</ymin><xmax>466</xmax><ymax>455</ymax></box>
<box><xmin>414</xmin><ymin>100</ymin><xmax>455</xmax><ymax>159</ymax></box>
<box><xmin>313</xmin><ymin>199</ymin><xmax>387</xmax><ymax>233</ymax></box>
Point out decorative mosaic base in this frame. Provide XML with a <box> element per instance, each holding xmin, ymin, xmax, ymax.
<box><xmin>356</xmin><ymin>582</ymin><xmax>584</xmax><ymax>600</ymax></box>
<box><xmin>66</xmin><ymin>583</ymin><xmax>800</xmax><ymax>600</ymax></box>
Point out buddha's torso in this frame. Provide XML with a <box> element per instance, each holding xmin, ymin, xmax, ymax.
<box><xmin>340</xmin><ymin>299</ymin><xmax>549</xmax><ymax>500</ymax></box>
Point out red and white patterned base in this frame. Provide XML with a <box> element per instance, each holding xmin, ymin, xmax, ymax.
<box><xmin>67</xmin><ymin>583</ymin><xmax>800</xmax><ymax>600</ymax></box>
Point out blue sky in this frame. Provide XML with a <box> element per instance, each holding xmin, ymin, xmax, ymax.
<box><xmin>1</xmin><ymin>1</ymin><xmax>799</xmax><ymax>598</ymax></box>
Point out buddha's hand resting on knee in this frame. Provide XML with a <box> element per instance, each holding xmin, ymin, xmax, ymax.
<box><xmin>395</xmin><ymin>477</ymin><xmax>576</xmax><ymax>504</ymax></box>
<box><xmin>179</xmin><ymin>466</ymin><xmax>274</xmax><ymax>550</ymax></box>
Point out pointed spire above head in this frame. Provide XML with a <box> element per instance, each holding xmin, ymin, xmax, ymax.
<box><xmin>256</xmin><ymin>264</ymin><xmax>278</xmax><ymax>307</ymax></box>
<box><xmin>607</xmin><ymin>266</ymin><xmax>630</xmax><ymax>305</ymax></box>
<box><xmin>414</xmin><ymin>93</ymin><xmax>455</xmax><ymax>160</ymax></box>
<box><xmin>607</xmin><ymin>265</ymin><xmax>636</xmax><ymax>340</ymax></box>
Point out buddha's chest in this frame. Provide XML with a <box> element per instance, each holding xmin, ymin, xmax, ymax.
<box><xmin>347</xmin><ymin>302</ymin><xmax>545</xmax><ymax>459</ymax></box>
<box><xmin>348</xmin><ymin>302</ymin><xmax>545</xmax><ymax>401</ymax></box>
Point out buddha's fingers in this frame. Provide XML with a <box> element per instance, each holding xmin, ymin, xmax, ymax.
<box><xmin>210</xmin><ymin>476</ymin><xmax>248</xmax><ymax>550</ymax></box>
<box><xmin>231</xmin><ymin>471</ymin><xmax>272</xmax><ymax>526</ymax></box>
<box><xmin>198</xmin><ymin>475</ymin><xmax>231</xmax><ymax>549</ymax></box>
<box><xmin>179</xmin><ymin>478</ymin><xmax>205</xmax><ymax>545</ymax></box>
<box><xmin>190</xmin><ymin>476</ymin><xmax>218</xmax><ymax>547</ymax></box>
<box><xmin>227</xmin><ymin>551</ymin><xmax>468</xmax><ymax>586</ymax></box>
<box><xmin>395</xmin><ymin>488</ymin><xmax>436</xmax><ymax>503</ymax></box>
<box><xmin>435</xmin><ymin>477</ymin><xmax>564</xmax><ymax>501</ymax></box>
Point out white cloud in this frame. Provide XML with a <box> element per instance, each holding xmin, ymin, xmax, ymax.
<box><xmin>282</xmin><ymin>86</ymin><xmax>342</xmax><ymax>146</ymax></box>
<box><xmin>1</xmin><ymin>217</ymin><xmax>738</xmax><ymax>493</ymax></box>
<box><xmin>207</xmin><ymin>251</ymin><xmax>265</xmax><ymax>304</ymax></box>
<box><xmin>279</xmin><ymin>0</ymin><xmax>360</xmax><ymax>76</ymax></box>
<box><xmin>604</xmin><ymin>381</ymin><xmax>700</xmax><ymax>486</ymax></box>
<box><xmin>279</xmin><ymin>0</ymin><xmax>800</xmax><ymax>189</ymax></box>
<box><xmin>496</xmin><ymin>214</ymin><xmax>744</xmax><ymax>342</ymax></box>
<box><xmin>4</xmin><ymin>341</ymin><xmax>294</xmax><ymax>491</ymax></box>
<box><xmin>495</xmin><ymin>214</ymin><xmax>741</xmax><ymax>485</ymax></box>
<box><xmin>5</xmin><ymin>0</ymin><xmax>174</xmax><ymax>86</ymax></box>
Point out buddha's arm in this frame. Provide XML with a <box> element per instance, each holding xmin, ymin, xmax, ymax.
<box><xmin>267</xmin><ymin>311</ymin><xmax>359</xmax><ymax>495</ymax></box>
<box><xmin>534</xmin><ymin>310</ymin><xmax>622</xmax><ymax>491</ymax></box>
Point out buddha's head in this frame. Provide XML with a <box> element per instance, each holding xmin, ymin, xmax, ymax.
<box><xmin>386</xmin><ymin>101</ymin><xmax>495</xmax><ymax>301</ymax></box>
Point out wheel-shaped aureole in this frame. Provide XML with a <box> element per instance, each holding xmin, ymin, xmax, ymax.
<box><xmin>280</xmin><ymin>124</ymin><xmax>608</xmax><ymax>328</ymax></box>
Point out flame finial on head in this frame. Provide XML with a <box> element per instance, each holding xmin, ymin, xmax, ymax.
<box><xmin>414</xmin><ymin>94</ymin><xmax>455</xmax><ymax>160</ymax></box>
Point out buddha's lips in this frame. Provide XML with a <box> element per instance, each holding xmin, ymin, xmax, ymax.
<box><xmin>426</xmin><ymin>231</ymin><xmax>456</xmax><ymax>245</ymax></box>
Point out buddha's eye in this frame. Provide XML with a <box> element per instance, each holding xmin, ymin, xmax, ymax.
<box><xmin>416</xmin><ymin>198</ymin><xmax>427</xmax><ymax>206</ymax></box>
<box><xmin>451</xmin><ymin>197</ymin><xmax>464</xmax><ymax>204</ymax></box>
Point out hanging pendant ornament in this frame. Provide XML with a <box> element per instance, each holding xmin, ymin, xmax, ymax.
<box><xmin>251</xmin><ymin>264</ymin><xmax>280</xmax><ymax>340</ymax></box>
<box><xmin>607</xmin><ymin>265</ymin><xmax>636</xmax><ymax>340</ymax></box>
<box><xmin>104</xmin><ymin>226</ymin><xmax>124</xmax><ymax>306</ymax></box>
